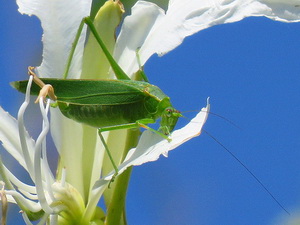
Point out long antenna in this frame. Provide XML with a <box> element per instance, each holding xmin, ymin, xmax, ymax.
<box><xmin>203</xmin><ymin>130</ymin><xmax>290</xmax><ymax>215</ymax></box>
<box><xmin>182</xmin><ymin>110</ymin><xmax>241</xmax><ymax>130</ymax></box>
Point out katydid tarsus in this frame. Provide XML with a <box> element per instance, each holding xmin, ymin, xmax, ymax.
<box><xmin>11</xmin><ymin>17</ymin><xmax>289</xmax><ymax>214</ymax></box>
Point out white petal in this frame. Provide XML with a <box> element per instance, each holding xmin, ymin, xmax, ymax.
<box><xmin>17</xmin><ymin>0</ymin><xmax>93</xmax><ymax>78</ymax></box>
<box><xmin>50</xmin><ymin>109</ymin><xmax>104</xmax><ymax>199</ymax></box>
<box><xmin>84</xmin><ymin>179</ymin><xmax>109</xmax><ymax>221</ymax></box>
<box><xmin>115</xmin><ymin>0</ymin><xmax>300</xmax><ymax>76</ymax></box>
<box><xmin>49</xmin><ymin>109</ymin><xmax>84</xmax><ymax>190</ymax></box>
<box><xmin>0</xmin><ymin>107</ymin><xmax>35</xmax><ymax>170</ymax></box>
<box><xmin>113</xmin><ymin>1</ymin><xmax>165</xmax><ymax>77</ymax></box>
<box><xmin>104</xmin><ymin>99</ymin><xmax>210</xmax><ymax>180</ymax></box>
<box><xmin>260</xmin><ymin>0</ymin><xmax>300</xmax><ymax>21</ymax></box>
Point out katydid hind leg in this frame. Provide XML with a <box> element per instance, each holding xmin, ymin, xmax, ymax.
<box><xmin>62</xmin><ymin>18</ymin><xmax>86</xmax><ymax>79</ymax></box>
<box><xmin>97</xmin><ymin>122</ymin><xmax>147</xmax><ymax>184</ymax></box>
<box><xmin>98</xmin><ymin>129</ymin><xmax>119</xmax><ymax>185</ymax></box>
<box><xmin>61</xmin><ymin>17</ymin><xmax>131</xmax><ymax>80</ymax></box>
<box><xmin>83</xmin><ymin>17</ymin><xmax>130</xmax><ymax>80</ymax></box>
<box><xmin>84</xmin><ymin>17</ymin><xmax>150</xmax><ymax>82</ymax></box>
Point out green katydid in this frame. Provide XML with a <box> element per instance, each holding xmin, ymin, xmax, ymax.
<box><xmin>11</xmin><ymin>17</ymin><xmax>183</xmax><ymax>181</ymax></box>
<box><xmin>11</xmin><ymin>17</ymin><xmax>291</xmax><ymax>215</ymax></box>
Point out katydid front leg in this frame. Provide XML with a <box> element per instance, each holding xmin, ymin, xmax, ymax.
<box><xmin>28</xmin><ymin>66</ymin><xmax>57</xmax><ymax>102</ymax></box>
<box><xmin>135</xmin><ymin>47</ymin><xmax>149</xmax><ymax>82</ymax></box>
<box><xmin>97</xmin><ymin>119</ymin><xmax>172</xmax><ymax>185</ymax></box>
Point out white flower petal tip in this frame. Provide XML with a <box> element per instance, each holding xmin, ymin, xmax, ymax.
<box><xmin>16</xmin><ymin>0</ymin><xmax>93</xmax><ymax>78</ymax></box>
<box><xmin>104</xmin><ymin>98</ymin><xmax>210</xmax><ymax>180</ymax></box>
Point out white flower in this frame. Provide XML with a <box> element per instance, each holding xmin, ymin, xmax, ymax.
<box><xmin>1</xmin><ymin>0</ymin><xmax>299</xmax><ymax>224</ymax></box>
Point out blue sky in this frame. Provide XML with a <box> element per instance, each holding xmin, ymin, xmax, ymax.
<box><xmin>1</xmin><ymin>1</ymin><xmax>300</xmax><ymax>225</ymax></box>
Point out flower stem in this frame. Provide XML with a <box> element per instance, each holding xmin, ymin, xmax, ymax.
<box><xmin>104</xmin><ymin>129</ymin><xmax>140</xmax><ymax>225</ymax></box>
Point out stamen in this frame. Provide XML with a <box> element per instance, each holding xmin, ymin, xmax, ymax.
<box><xmin>61</xmin><ymin>167</ymin><xmax>66</xmax><ymax>187</ymax></box>
<box><xmin>17</xmin><ymin>75</ymin><xmax>34</xmax><ymax>178</ymax></box>
<box><xmin>21</xmin><ymin>211</ymin><xmax>49</xmax><ymax>225</ymax></box>
<box><xmin>18</xmin><ymin>189</ymin><xmax>38</xmax><ymax>200</ymax></box>
<box><xmin>34</xmin><ymin>97</ymin><xmax>53</xmax><ymax>214</ymax></box>
<box><xmin>49</xmin><ymin>214</ymin><xmax>58</xmax><ymax>225</ymax></box>
<box><xmin>5</xmin><ymin>190</ymin><xmax>41</xmax><ymax>212</ymax></box>
<box><xmin>37</xmin><ymin>214</ymin><xmax>50</xmax><ymax>225</ymax></box>
<box><xmin>42</xmin><ymin>162</ymin><xmax>55</xmax><ymax>202</ymax></box>
<box><xmin>0</xmin><ymin>151</ymin><xmax>46</xmax><ymax>215</ymax></box>
<box><xmin>2</xmin><ymin>165</ymin><xmax>36</xmax><ymax>194</ymax></box>
<box><xmin>21</xmin><ymin>211</ymin><xmax>33</xmax><ymax>225</ymax></box>
<box><xmin>41</xmin><ymin>99</ymin><xmax>55</xmax><ymax>202</ymax></box>
<box><xmin>5</xmin><ymin>195</ymin><xmax>17</xmax><ymax>204</ymax></box>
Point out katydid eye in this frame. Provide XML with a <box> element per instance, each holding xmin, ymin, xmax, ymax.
<box><xmin>166</xmin><ymin>108</ymin><xmax>173</xmax><ymax>117</ymax></box>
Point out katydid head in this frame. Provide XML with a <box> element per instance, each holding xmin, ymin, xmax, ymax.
<box><xmin>159</xmin><ymin>107</ymin><xmax>182</xmax><ymax>135</ymax></box>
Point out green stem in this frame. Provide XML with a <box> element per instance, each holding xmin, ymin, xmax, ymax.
<box><xmin>105</xmin><ymin>129</ymin><xmax>140</xmax><ymax>225</ymax></box>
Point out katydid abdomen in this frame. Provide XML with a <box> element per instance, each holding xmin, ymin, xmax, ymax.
<box><xmin>58</xmin><ymin>97</ymin><xmax>156</xmax><ymax>128</ymax></box>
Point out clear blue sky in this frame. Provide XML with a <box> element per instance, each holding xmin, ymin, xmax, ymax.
<box><xmin>1</xmin><ymin>1</ymin><xmax>300</xmax><ymax>225</ymax></box>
